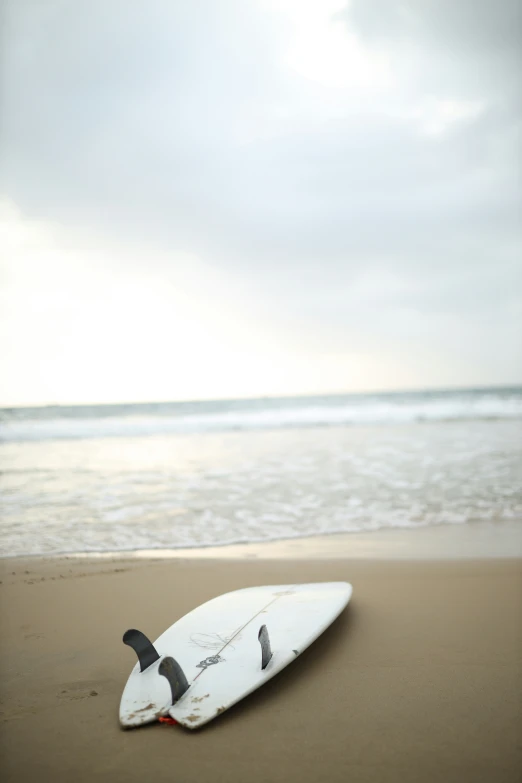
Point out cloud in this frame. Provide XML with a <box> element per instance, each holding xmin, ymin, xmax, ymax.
<box><xmin>0</xmin><ymin>0</ymin><xmax>520</xmax><ymax>402</ymax></box>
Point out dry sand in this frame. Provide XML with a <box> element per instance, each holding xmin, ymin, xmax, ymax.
<box><xmin>1</xmin><ymin>554</ymin><xmax>521</xmax><ymax>783</ymax></box>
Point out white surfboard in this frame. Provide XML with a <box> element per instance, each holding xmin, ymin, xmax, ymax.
<box><xmin>120</xmin><ymin>581</ymin><xmax>352</xmax><ymax>730</ymax></box>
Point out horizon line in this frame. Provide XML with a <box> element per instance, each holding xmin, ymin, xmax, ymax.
<box><xmin>1</xmin><ymin>382</ymin><xmax>521</xmax><ymax>411</ymax></box>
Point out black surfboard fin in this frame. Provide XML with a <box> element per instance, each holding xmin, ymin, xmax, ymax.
<box><xmin>123</xmin><ymin>629</ymin><xmax>160</xmax><ymax>672</ymax></box>
<box><xmin>258</xmin><ymin>624</ymin><xmax>273</xmax><ymax>669</ymax></box>
<box><xmin>159</xmin><ymin>656</ymin><xmax>190</xmax><ymax>704</ymax></box>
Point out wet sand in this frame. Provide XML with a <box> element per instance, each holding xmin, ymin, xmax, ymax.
<box><xmin>1</xmin><ymin>554</ymin><xmax>521</xmax><ymax>783</ymax></box>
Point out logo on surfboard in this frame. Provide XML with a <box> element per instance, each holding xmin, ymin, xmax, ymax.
<box><xmin>196</xmin><ymin>654</ymin><xmax>224</xmax><ymax>669</ymax></box>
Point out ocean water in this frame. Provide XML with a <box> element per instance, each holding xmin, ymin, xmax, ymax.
<box><xmin>1</xmin><ymin>387</ymin><xmax>521</xmax><ymax>557</ymax></box>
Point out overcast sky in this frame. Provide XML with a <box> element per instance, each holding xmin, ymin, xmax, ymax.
<box><xmin>1</xmin><ymin>0</ymin><xmax>521</xmax><ymax>405</ymax></box>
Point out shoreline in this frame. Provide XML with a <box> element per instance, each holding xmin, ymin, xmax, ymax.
<box><xmin>3</xmin><ymin>518</ymin><xmax>521</xmax><ymax>564</ymax></box>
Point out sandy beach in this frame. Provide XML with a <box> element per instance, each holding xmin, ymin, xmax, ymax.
<box><xmin>1</xmin><ymin>547</ymin><xmax>521</xmax><ymax>783</ymax></box>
